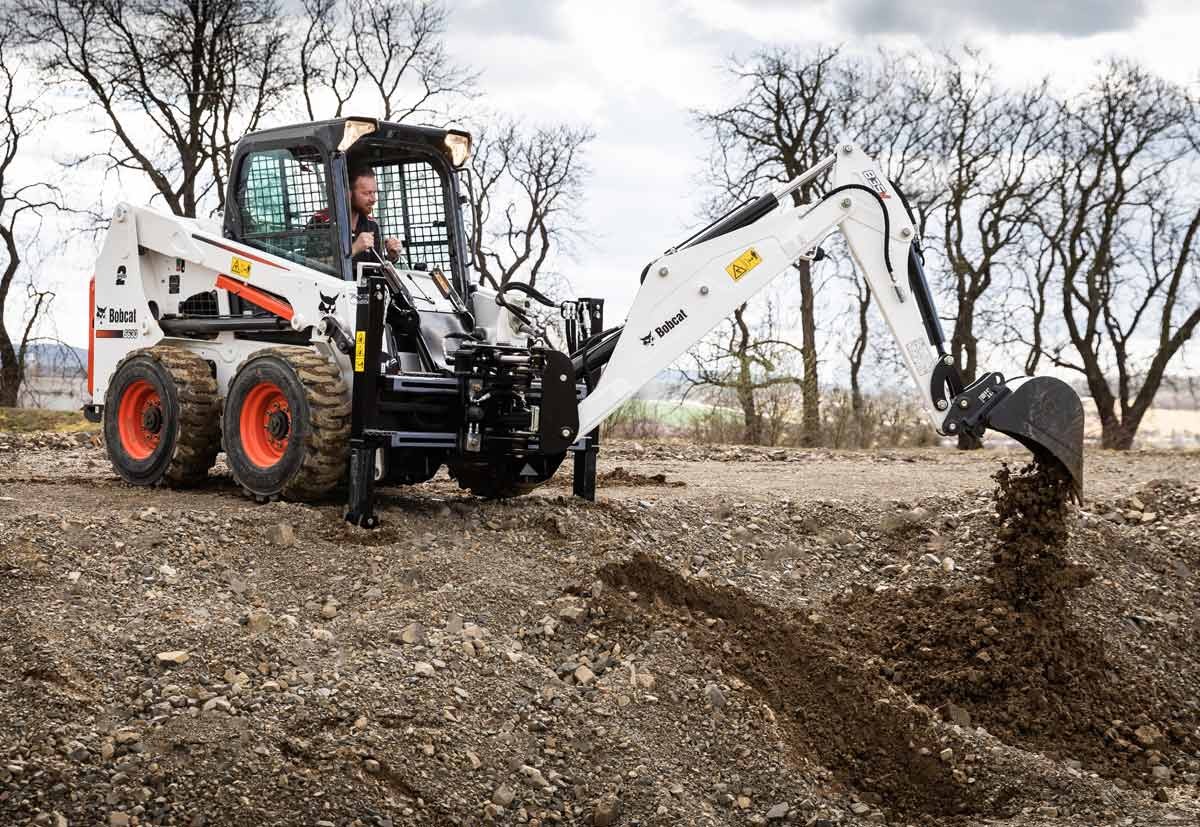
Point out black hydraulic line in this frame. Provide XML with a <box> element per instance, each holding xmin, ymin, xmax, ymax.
<box><xmin>500</xmin><ymin>281</ymin><xmax>557</xmax><ymax>307</ymax></box>
<box><xmin>574</xmin><ymin>325</ymin><xmax>623</xmax><ymax>353</ymax></box>
<box><xmin>639</xmin><ymin>195</ymin><xmax>764</xmax><ymax>284</ymax></box>
<box><xmin>907</xmin><ymin>243</ymin><xmax>947</xmax><ymax>354</ymax></box>
<box><xmin>819</xmin><ymin>184</ymin><xmax>895</xmax><ymax>277</ymax></box>
<box><xmin>570</xmin><ymin>326</ymin><xmax>622</xmax><ymax>377</ymax></box>
<box><xmin>887</xmin><ymin>176</ymin><xmax>947</xmax><ymax>356</ymax></box>
<box><xmin>159</xmin><ymin>316</ymin><xmax>290</xmax><ymax>335</ymax></box>
<box><xmin>889</xmin><ymin>177</ymin><xmax>922</xmax><ymax>248</ymax></box>
<box><xmin>680</xmin><ymin>194</ymin><xmax>776</xmax><ymax>251</ymax></box>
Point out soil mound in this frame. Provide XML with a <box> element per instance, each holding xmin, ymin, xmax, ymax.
<box><xmin>596</xmin><ymin>466</ymin><xmax>685</xmax><ymax>487</ymax></box>
<box><xmin>841</xmin><ymin>461</ymin><xmax>1197</xmax><ymax>781</ymax></box>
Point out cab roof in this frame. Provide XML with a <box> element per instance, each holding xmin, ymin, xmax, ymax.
<box><xmin>237</xmin><ymin>117</ymin><xmax>470</xmax><ymax>157</ymax></box>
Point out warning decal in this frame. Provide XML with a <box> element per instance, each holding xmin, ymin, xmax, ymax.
<box><xmin>354</xmin><ymin>331</ymin><xmax>366</xmax><ymax>372</ymax></box>
<box><xmin>230</xmin><ymin>256</ymin><xmax>252</xmax><ymax>279</ymax></box>
<box><xmin>725</xmin><ymin>248</ymin><xmax>762</xmax><ymax>282</ymax></box>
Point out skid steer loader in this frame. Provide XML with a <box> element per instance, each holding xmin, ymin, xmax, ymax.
<box><xmin>85</xmin><ymin>117</ymin><xmax>1084</xmax><ymax>527</ymax></box>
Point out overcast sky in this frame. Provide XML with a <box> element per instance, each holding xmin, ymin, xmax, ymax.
<box><xmin>13</xmin><ymin>0</ymin><xmax>1200</xmax><ymax>370</ymax></box>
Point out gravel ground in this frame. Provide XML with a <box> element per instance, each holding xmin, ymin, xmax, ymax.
<box><xmin>1</xmin><ymin>432</ymin><xmax>1198</xmax><ymax>827</ymax></box>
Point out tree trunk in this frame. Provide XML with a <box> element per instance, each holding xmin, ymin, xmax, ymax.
<box><xmin>951</xmin><ymin>297</ymin><xmax>983</xmax><ymax>450</ymax></box>
<box><xmin>0</xmin><ymin>231</ymin><xmax>20</xmax><ymax>407</ymax></box>
<box><xmin>736</xmin><ymin>358</ymin><xmax>761</xmax><ymax>444</ymax></box>
<box><xmin>1100</xmin><ymin>418</ymin><xmax>1136</xmax><ymax>450</ymax></box>
<box><xmin>0</xmin><ymin>327</ymin><xmax>18</xmax><ymax>407</ymax></box>
<box><xmin>797</xmin><ymin>260</ymin><xmax>820</xmax><ymax>446</ymax></box>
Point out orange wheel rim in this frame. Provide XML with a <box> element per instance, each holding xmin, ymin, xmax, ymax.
<box><xmin>240</xmin><ymin>381</ymin><xmax>290</xmax><ymax>468</ymax></box>
<box><xmin>117</xmin><ymin>379</ymin><xmax>163</xmax><ymax>460</ymax></box>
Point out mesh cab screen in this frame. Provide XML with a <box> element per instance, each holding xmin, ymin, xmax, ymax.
<box><xmin>238</xmin><ymin>146</ymin><xmax>336</xmax><ymax>275</ymax></box>
<box><xmin>373</xmin><ymin>161</ymin><xmax>453</xmax><ymax>272</ymax></box>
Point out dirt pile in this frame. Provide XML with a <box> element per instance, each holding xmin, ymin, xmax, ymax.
<box><xmin>840</xmin><ymin>461</ymin><xmax>1197</xmax><ymax>783</ymax></box>
<box><xmin>595</xmin><ymin>467</ymin><xmax>685</xmax><ymax>488</ymax></box>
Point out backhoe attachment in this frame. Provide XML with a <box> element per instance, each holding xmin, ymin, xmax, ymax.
<box><xmin>942</xmin><ymin>372</ymin><xmax>1085</xmax><ymax>497</ymax></box>
<box><xmin>575</xmin><ymin>143</ymin><xmax>1086</xmax><ymax>496</ymax></box>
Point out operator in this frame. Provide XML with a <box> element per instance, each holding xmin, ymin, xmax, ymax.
<box><xmin>347</xmin><ymin>166</ymin><xmax>403</xmax><ymax>265</ymax></box>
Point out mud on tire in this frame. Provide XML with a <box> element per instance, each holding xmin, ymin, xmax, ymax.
<box><xmin>103</xmin><ymin>346</ymin><xmax>220</xmax><ymax>487</ymax></box>
<box><xmin>223</xmin><ymin>346</ymin><xmax>349</xmax><ymax>502</ymax></box>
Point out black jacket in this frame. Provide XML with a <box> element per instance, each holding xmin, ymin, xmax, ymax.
<box><xmin>351</xmin><ymin>212</ymin><xmax>386</xmax><ymax>264</ymax></box>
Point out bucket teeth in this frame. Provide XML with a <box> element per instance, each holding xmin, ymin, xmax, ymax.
<box><xmin>983</xmin><ymin>376</ymin><xmax>1085</xmax><ymax>499</ymax></box>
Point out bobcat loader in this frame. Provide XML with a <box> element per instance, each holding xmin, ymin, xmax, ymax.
<box><xmin>85</xmin><ymin>117</ymin><xmax>1085</xmax><ymax>526</ymax></box>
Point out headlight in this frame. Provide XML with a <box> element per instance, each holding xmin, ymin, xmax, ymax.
<box><xmin>338</xmin><ymin>119</ymin><xmax>377</xmax><ymax>152</ymax></box>
<box><xmin>444</xmin><ymin>131</ymin><xmax>472</xmax><ymax>167</ymax></box>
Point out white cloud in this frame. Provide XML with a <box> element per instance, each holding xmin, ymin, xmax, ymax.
<box><xmin>10</xmin><ymin>0</ymin><xmax>1200</xmax><ymax>393</ymax></box>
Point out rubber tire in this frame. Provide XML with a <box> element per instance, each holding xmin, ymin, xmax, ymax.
<box><xmin>223</xmin><ymin>346</ymin><xmax>349</xmax><ymax>502</ymax></box>
<box><xmin>103</xmin><ymin>346</ymin><xmax>220</xmax><ymax>487</ymax></box>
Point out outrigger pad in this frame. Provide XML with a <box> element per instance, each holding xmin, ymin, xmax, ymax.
<box><xmin>984</xmin><ymin>376</ymin><xmax>1085</xmax><ymax>499</ymax></box>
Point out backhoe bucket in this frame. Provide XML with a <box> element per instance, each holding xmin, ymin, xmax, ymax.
<box><xmin>983</xmin><ymin>376</ymin><xmax>1085</xmax><ymax>498</ymax></box>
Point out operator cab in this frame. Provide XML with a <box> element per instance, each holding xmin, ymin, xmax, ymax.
<box><xmin>222</xmin><ymin>117</ymin><xmax>475</xmax><ymax>371</ymax></box>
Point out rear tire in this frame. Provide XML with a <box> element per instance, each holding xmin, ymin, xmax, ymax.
<box><xmin>223</xmin><ymin>346</ymin><xmax>349</xmax><ymax>502</ymax></box>
<box><xmin>103</xmin><ymin>346</ymin><xmax>220</xmax><ymax>487</ymax></box>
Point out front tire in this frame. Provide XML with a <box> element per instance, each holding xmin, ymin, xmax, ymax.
<box><xmin>223</xmin><ymin>346</ymin><xmax>349</xmax><ymax>502</ymax></box>
<box><xmin>103</xmin><ymin>346</ymin><xmax>220</xmax><ymax>487</ymax></box>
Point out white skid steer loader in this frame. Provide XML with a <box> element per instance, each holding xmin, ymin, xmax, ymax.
<box><xmin>85</xmin><ymin>118</ymin><xmax>1084</xmax><ymax>527</ymax></box>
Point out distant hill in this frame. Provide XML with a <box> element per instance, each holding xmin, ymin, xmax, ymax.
<box><xmin>25</xmin><ymin>342</ymin><xmax>87</xmax><ymax>376</ymax></box>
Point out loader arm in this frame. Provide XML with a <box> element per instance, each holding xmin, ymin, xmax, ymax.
<box><xmin>576</xmin><ymin>144</ymin><xmax>1084</xmax><ymax>494</ymax></box>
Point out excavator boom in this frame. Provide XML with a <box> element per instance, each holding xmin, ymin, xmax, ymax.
<box><xmin>578</xmin><ymin>144</ymin><xmax>1084</xmax><ymax>495</ymax></box>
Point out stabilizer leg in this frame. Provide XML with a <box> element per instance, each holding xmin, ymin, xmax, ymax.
<box><xmin>345</xmin><ymin>438</ymin><xmax>379</xmax><ymax>528</ymax></box>
<box><xmin>573</xmin><ymin>430</ymin><xmax>599</xmax><ymax>501</ymax></box>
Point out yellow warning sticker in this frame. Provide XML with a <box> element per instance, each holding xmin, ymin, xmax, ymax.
<box><xmin>725</xmin><ymin>247</ymin><xmax>762</xmax><ymax>282</ymax></box>
<box><xmin>354</xmin><ymin>331</ymin><xmax>366</xmax><ymax>372</ymax></box>
<box><xmin>230</xmin><ymin>256</ymin><xmax>252</xmax><ymax>279</ymax></box>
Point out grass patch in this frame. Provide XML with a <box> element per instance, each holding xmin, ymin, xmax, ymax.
<box><xmin>0</xmin><ymin>407</ymin><xmax>96</xmax><ymax>433</ymax></box>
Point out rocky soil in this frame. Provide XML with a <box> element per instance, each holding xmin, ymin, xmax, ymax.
<box><xmin>1</xmin><ymin>433</ymin><xmax>1198</xmax><ymax>827</ymax></box>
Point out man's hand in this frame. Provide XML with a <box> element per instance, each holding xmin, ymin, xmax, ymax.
<box><xmin>385</xmin><ymin>237</ymin><xmax>403</xmax><ymax>261</ymax></box>
<box><xmin>351</xmin><ymin>231</ymin><xmax>375</xmax><ymax>257</ymax></box>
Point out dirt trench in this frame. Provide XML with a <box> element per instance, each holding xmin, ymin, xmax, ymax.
<box><xmin>599</xmin><ymin>553</ymin><xmax>995</xmax><ymax>819</ymax></box>
<box><xmin>597</xmin><ymin>461</ymin><xmax>1196</xmax><ymax>819</ymax></box>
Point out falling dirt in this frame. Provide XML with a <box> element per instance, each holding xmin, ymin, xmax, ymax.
<box><xmin>839</xmin><ymin>460</ymin><xmax>1197</xmax><ymax>782</ymax></box>
<box><xmin>989</xmin><ymin>459</ymin><xmax>1084</xmax><ymax>606</ymax></box>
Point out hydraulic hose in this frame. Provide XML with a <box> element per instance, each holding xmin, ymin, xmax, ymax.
<box><xmin>500</xmin><ymin>281</ymin><xmax>557</xmax><ymax>307</ymax></box>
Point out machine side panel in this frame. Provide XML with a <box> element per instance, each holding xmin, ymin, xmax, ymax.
<box><xmin>91</xmin><ymin>204</ymin><xmax>163</xmax><ymax>401</ymax></box>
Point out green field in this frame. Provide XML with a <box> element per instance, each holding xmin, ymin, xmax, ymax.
<box><xmin>0</xmin><ymin>407</ymin><xmax>95</xmax><ymax>433</ymax></box>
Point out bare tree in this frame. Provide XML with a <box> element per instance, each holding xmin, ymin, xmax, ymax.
<box><xmin>931</xmin><ymin>51</ymin><xmax>1059</xmax><ymax>448</ymax></box>
<box><xmin>1027</xmin><ymin>61</ymin><xmax>1200</xmax><ymax>449</ymax></box>
<box><xmin>697</xmin><ymin>47</ymin><xmax>844</xmax><ymax>446</ymax></box>
<box><xmin>21</xmin><ymin>0</ymin><xmax>295</xmax><ymax>217</ymax></box>
<box><xmin>697</xmin><ymin>48</ymin><xmax>941</xmax><ymax>447</ymax></box>
<box><xmin>462</xmin><ymin>121</ymin><xmax>593</xmax><ymax>291</ymax></box>
<box><xmin>299</xmin><ymin>0</ymin><xmax>477</xmax><ymax>123</ymax></box>
<box><xmin>845</xmin><ymin>270</ymin><xmax>873</xmax><ymax>444</ymax></box>
<box><xmin>0</xmin><ymin>26</ymin><xmax>60</xmax><ymax>407</ymax></box>
<box><xmin>679</xmin><ymin>299</ymin><xmax>803</xmax><ymax>445</ymax></box>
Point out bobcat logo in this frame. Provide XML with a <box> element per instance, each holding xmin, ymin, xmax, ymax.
<box><xmin>96</xmin><ymin>306</ymin><xmax>106</xmax><ymax>320</ymax></box>
<box><xmin>318</xmin><ymin>292</ymin><xmax>338</xmax><ymax>314</ymax></box>
<box><xmin>640</xmin><ymin>332</ymin><xmax>654</xmax><ymax>347</ymax></box>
